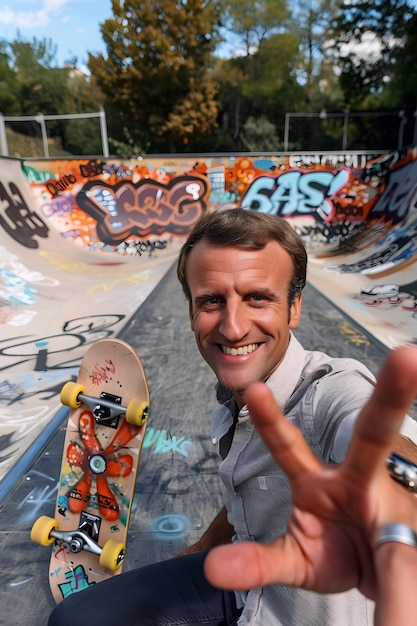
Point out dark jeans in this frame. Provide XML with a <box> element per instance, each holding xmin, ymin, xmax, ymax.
<box><xmin>48</xmin><ymin>551</ymin><xmax>242</xmax><ymax>625</ymax></box>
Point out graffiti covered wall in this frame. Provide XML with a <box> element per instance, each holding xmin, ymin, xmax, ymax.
<box><xmin>1</xmin><ymin>147</ymin><xmax>416</xmax><ymax>481</ymax></box>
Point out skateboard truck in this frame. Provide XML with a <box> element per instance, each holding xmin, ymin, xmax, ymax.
<box><xmin>60</xmin><ymin>382</ymin><xmax>149</xmax><ymax>427</ymax></box>
<box><xmin>77</xmin><ymin>391</ymin><xmax>123</xmax><ymax>426</ymax></box>
<box><xmin>31</xmin><ymin>515</ymin><xmax>126</xmax><ymax>571</ymax></box>
<box><xmin>53</xmin><ymin>527</ymin><xmax>102</xmax><ymax>557</ymax></box>
<box><xmin>86</xmin><ymin>391</ymin><xmax>123</xmax><ymax>428</ymax></box>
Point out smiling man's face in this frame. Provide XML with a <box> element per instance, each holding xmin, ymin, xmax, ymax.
<box><xmin>187</xmin><ymin>239</ymin><xmax>302</xmax><ymax>407</ymax></box>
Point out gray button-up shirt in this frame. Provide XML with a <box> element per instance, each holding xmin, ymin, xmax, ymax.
<box><xmin>211</xmin><ymin>334</ymin><xmax>417</xmax><ymax>625</ymax></box>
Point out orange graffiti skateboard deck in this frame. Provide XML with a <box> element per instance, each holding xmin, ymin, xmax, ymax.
<box><xmin>30</xmin><ymin>338</ymin><xmax>150</xmax><ymax>603</ymax></box>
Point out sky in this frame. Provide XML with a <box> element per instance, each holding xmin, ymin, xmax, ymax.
<box><xmin>0</xmin><ymin>0</ymin><xmax>112</xmax><ymax>69</ymax></box>
<box><xmin>1</xmin><ymin>0</ymin><xmax>417</xmax><ymax>72</ymax></box>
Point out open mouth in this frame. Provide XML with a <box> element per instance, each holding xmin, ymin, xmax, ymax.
<box><xmin>221</xmin><ymin>343</ymin><xmax>259</xmax><ymax>356</ymax></box>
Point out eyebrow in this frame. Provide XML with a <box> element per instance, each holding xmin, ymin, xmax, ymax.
<box><xmin>193</xmin><ymin>287</ymin><xmax>283</xmax><ymax>305</ymax></box>
<box><xmin>193</xmin><ymin>292</ymin><xmax>219</xmax><ymax>305</ymax></box>
<box><xmin>249</xmin><ymin>287</ymin><xmax>281</xmax><ymax>300</ymax></box>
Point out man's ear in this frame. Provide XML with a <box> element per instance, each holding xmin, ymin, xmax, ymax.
<box><xmin>289</xmin><ymin>293</ymin><xmax>302</xmax><ymax>329</ymax></box>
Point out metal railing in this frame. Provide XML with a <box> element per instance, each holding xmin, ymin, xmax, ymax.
<box><xmin>0</xmin><ymin>107</ymin><xmax>109</xmax><ymax>158</ymax></box>
<box><xmin>283</xmin><ymin>109</ymin><xmax>417</xmax><ymax>152</ymax></box>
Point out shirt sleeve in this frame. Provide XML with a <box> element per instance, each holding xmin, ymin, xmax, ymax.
<box><xmin>331</xmin><ymin>410</ymin><xmax>358</xmax><ymax>463</ymax></box>
<box><xmin>310</xmin><ymin>362</ymin><xmax>375</xmax><ymax>462</ymax></box>
<box><xmin>330</xmin><ymin>403</ymin><xmax>417</xmax><ymax>463</ymax></box>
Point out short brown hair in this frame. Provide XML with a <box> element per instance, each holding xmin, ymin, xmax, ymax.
<box><xmin>177</xmin><ymin>208</ymin><xmax>307</xmax><ymax>307</ymax></box>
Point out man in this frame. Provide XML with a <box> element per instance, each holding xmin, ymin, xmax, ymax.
<box><xmin>205</xmin><ymin>347</ymin><xmax>417</xmax><ymax>626</ymax></box>
<box><xmin>49</xmin><ymin>208</ymin><xmax>417</xmax><ymax>625</ymax></box>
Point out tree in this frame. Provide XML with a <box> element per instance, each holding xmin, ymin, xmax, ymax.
<box><xmin>386</xmin><ymin>10</ymin><xmax>417</xmax><ymax>110</ymax></box>
<box><xmin>289</xmin><ymin>0</ymin><xmax>340</xmax><ymax>106</ymax></box>
<box><xmin>88</xmin><ymin>0</ymin><xmax>222</xmax><ymax>152</ymax></box>
<box><xmin>240</xmin><ymin>115</ymin><xmax>279</xmax><ymax>151</ymax></box>
<box><xmin>221</xmin><ymin>0</ymin><xmax>289</xmax><ymax>57</ymax></box>
<box><xmin>0</xmin><ymin>40</ymin><xmax>20</xmax><ymax>114</ymax></box>
<box><xmin>10</xmin><ymin>37</ymin><xmax>70</xmax><ymax>115</ymax></box>
<box><xmin>213</xmin><ymin>1</ymin><xmax>302</xmax><ymax>150</ymax></box>
<box><xmin>326</xmin><ymin>0</ymin><xmax>415</xmax><ymax>108</ymax></box>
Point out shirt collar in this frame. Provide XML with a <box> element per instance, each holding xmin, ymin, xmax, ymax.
<box><xmin>264</xmin><ymin>332</ymin><xmax>306</xmax><ymax>410</ymax></box>
<box><xmin>211</xmin><ymin>332</ymin><xmax>306</xmax><ymax>438</ymax></box>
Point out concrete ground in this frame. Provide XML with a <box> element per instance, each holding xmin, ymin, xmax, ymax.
<box><xmin>0</xmin><ymin>261</ymin><xmax>399</xmax><ymax>625</ymax></box>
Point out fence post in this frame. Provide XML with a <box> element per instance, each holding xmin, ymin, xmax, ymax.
<box><xmin>284</xmin><ymin>113</ymin><xmax>290</xmax><ymax>152</ymax></box>
<box><xmin>99</xmin><ymin>107</ymin><xmax>109</xmax><ymax>157</ymax></box>
<box><xmin>36</xmin><ymin>113</ymin><xmax>49</xmax><ymax>158</ymax></box>
<box><xmin>0</xmin><ymin>113</ymin><xmax>9</xmax><ymax>156</ymax></box>
<box><xmin>413</xmin><ymin>105</ymin><xmax>417</xmax><ymax>146</ymax></box>
<box><xmin>398</xmin><ymin>110</ymin><xmax>407</xmax><ymax>150</ymax></box>
<box><xmin>342</xmin><ymin>111</ymin><xmax>349</xmax><ymax>151</ymax></box>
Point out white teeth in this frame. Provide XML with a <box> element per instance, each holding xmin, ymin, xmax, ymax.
<box><xmin>222</xmin><ymin>344</ymin><xmax>258</xmax><ymax>355</ymax></box>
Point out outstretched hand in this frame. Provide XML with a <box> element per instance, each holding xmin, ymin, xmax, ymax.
<box><xmin>204</xmin><ymin>346</ymin><xmax>417</xmax><ymax>600</ymax></box>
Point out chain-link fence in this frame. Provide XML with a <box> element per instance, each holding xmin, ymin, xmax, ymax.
<box><xmin>0</xmin><ymin>108</ymin><xmax>109</xmax><ymax>158</ymax></box>
<box><xmin>284</xmin><ymin>109</ymin><xmax>417</xmax><ymax>152</ymax></box>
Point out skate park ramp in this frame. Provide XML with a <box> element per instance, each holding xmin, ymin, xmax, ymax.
<box><xmin>1</xmin><ymin>146</ymin><xmax>417</xmax><ymax>488</ymax></box>
<box><xmin>2</xmin><ymin>149</ymin><xmax>417</xmax><ymax>621</ymax></box>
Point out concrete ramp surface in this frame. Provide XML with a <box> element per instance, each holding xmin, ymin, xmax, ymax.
<box><xmin>1</xmin><ymin>148</ymin><xmax>417</xmax><ymax>486</ymax></box>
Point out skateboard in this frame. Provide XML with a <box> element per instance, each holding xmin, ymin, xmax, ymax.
<box><xmin>30</xmin><ymin>338</ymin><xmax>150</xmax><ymax>603</ymax></box>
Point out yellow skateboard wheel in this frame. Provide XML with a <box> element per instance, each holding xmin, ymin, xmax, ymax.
<box><xmin>60</xmin><ymin>382</ymin><xmax>86</xmax><ymax>408</ymax></box>
<box><xmin>126</xmin><ymin>399</ymin><xmax>150</xmax><ymax>426</ymax></box>
<box><xmin>30</xmin><ymin>515</ymin><xmax>59</xmax><ymax>546</ymax></box>
<box><xmin>99</xmin><ymin>540</ymin><xmax>126</xmax><ymax>571</ymax></box>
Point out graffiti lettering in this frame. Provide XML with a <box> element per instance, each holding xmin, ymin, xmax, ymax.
<box><xmin>241</xmin><ymin>170</ymin><xmax>349</xmax><ymax>219</ymax></box>
<box><xmin>0</xmin><ymin>314</ymin><xmax>124</xmax><ymax>374</ymax></box>
<box><xmin>62</xmin><ymin>314</ymin><xmax>124</xmax><ymax>336</ymax></box>
<box><xmin>117</xmin><ymin>239</ymin><xmax>168</xmax><ymax>256</ymax></box>
<box><xmin>335</xmin><ymin>204</ymin><xmax>363</xmax><ymax>220</ymax></box>
<box><xmin>328</xmin><ymin>236</ymin><xmax>416</xmax><ymax>274</ymax></box>
<box><xmin>42</xmin><ymin>194</ymin><xmax>75</xmax><ymax>218</ymax></box>
<box><xmin>58</xmin><ymin>565</ymin><xmax>94</xmax><ymax>598</ymax></box>
<box><xmin>90</xmin><ymin>359</ymin><xmax>116</xmax><ymax>385</ymax></box>
<box><xmin>46</xmin><ymin>174</ymin><xmax>77</xmax><ymax>197</ymax></box>
<box><xmin>79</xmin><ymin>160</ymin><xmax>104</xmax><ymax>178</ymax></box>
<box><xmin>0</xmin><ymin>268</ymin><xmax>38</xmax><ymax>305</ymax></box>
<box><xmin>0</xmin><ymin>181</ymin><xmax>48</xmax><ymax>248</ymax></box>
<box><xmin>370</xmin><ymin>159</ymin><xmax>417</xmax><ymax>224</ymax></box>
<box><xmin>143</xmin><ymin>427</ymin><xmax>194</xmax><ymax>457</ymax></box>
<box><xmin>150</xmin><ymin>514</ymin><xmax>191</xmax><ymax>541</ymax></box>
<box><xmin>14</xmin><ymin>471</ymin><xmax>57</xmax><ymax>525</ymax></box>
<box><xmin>76</xmin><ymin>176</ymin><xmax>208</xmax><ymax>245</ymax></box>
<box><xmin>292</xmin><ymin>220</ymin><xmax>366</xmax><ymax>249</ymax></box>
<box><xmin>289</xmin><ymin>153</ymin><xmax>372</xmax><ymax>169</ymax></box>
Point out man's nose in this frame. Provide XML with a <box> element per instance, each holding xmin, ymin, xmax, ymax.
<box><xmin>219</xmin><ymin>301</ymin><xmax>250</xmax><ymax>341</ymax></box>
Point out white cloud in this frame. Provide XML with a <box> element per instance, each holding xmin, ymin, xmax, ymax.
<box><xmin>0</xmin><ymin>0</ymin><xmax>69</xmax><ymax>30</ymax></box>
<box><xmin>339</xmin><ymin>32</ymin><xmax>383</xmax><ymax>63</ymax></box>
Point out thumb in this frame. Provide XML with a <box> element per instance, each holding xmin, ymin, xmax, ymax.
<box><xmin>204</xmin><ymin>540</ymin><xmax>290</xmax><ymax>590</ymax></box>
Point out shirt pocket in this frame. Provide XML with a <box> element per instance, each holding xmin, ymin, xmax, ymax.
<box><xmin>234</xmin><ymin>474</ymin><xmax>291</xmax><ymax>543</ymax></box>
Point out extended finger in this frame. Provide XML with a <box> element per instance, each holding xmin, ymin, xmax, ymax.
<box><xmin>344</xmin><ymin>346</ymin><xmax>417</xmax><ymax>485</ymax></box>
<box><xmin>245</xmin><ymin>383</ymin><xmax>322</xmax><ymax>481</ymax></box>
<box><xmin>204</xmin><ymin>540</ymin><xmax>296</xmax><ymax>590</ymax></box>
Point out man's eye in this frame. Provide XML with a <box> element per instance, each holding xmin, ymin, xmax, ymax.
<box><xmin>207</xmin><ymin>297</ymin><xmax>220</xmax><ymax>305</ymax></box>
<box><xmin>251</xmin><ymin>295</ymin><xmax>265</xmax><ymax>302</ymax></box>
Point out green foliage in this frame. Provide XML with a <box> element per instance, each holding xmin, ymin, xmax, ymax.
<box><xmin>386</xmin><ymin>11</ymin><xmax>417</xmax><ymax>109</ymax></box>
<box><xmin>222</xmin><ymin>0</ymin><xmax>290</xmax><ymax>56</ymax></box>
<box><xmin>0</xmin><ymin>40</ymin><xmax>20</xmax><ymax>114</ymax></box>
<box><xmin>63</xmin><ymin>117</ymin><xmax>104</xmax><ymax>156</ymax></box>
<box><xmin>289</xmin><ymin>0</ymin><xmax>339</xmax><ymax>101</ymax></box>
<box><xmin>327</xmin><ymin>0</ymin><xmax>415</xmax><ymax>107</ymax></box>
<box><xmin>88</xmin><ymin>0</ymin><xmax>222</xmax><ymax>152</ymax></box>
<box><xmin>0</xmin><ymin>36</ymin><xmax>71</xmax><ymax>117</ymax></box>
<box><xmin>0</xmin><ymin>0</ymin><xmax>416</xmax><ymax>153</ymax></box>
<box><xmin>241</xmin><ymin>115</ymin><xmax>279</xmax><ymax>151</ymax></box>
